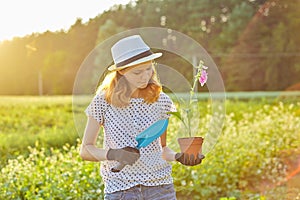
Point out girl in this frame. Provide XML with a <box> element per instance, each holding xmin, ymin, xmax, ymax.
<box><xmin>80</xmin><ymin>35</ymin><xmax>204</xmax><ymax>200</ymax></box>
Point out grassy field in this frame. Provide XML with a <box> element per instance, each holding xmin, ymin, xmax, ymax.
<box><xmin>0</xmin><ymin>95</ymin><xmax>300</xmax><ymax>199</ymax></box>
<box><xmin>0</xmin><ymin>96</ymin><xmax>78</xmax><ymax>164</ymax></box>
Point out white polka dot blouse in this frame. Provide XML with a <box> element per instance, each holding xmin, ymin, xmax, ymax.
<box><xmin>85</xmin><ymin>92</ymin><xmax>177</xmax><ymax>194</ymax></box>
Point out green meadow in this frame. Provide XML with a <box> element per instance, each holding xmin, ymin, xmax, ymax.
<box><xmin>0</xmin><ymin>95</ymin><xmax>300</xmax><ymax>199</ymax></box>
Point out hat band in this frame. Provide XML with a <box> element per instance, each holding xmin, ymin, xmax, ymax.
<box><xmin>116</xmin><ymin>50</ymin><xmax>153</xmax><ymax>68</ymax></box>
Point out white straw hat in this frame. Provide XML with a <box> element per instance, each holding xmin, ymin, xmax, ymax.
<box><xmin>108</xmin><ymin>35</ymin><xmax>162</xmax><ymax>71</ymax></box>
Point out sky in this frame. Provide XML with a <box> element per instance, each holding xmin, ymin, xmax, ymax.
<box><xmin>0</xmin><ymin>0</ymin><xmax>131</xmax><ymax>42</ymax></box>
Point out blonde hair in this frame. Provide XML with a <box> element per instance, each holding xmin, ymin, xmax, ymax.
<box><xmin>97</xmin><ymin>62</ymin><xmax>162</xmax><ymax>107</ymax></box>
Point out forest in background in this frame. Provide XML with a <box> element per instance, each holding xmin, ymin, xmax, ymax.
<box><xmin>0</xmin><ymin>0</ymin><xmax>299</xmax><ymax>95</ymax></box>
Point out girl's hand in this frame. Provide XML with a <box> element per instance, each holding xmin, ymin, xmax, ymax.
<box><xmin>175</xmin><ymin>153</ymin><xmax>205</xmax><ymax>166</ymax></box>
<box><xmin>107</xmin><ymin>147</ymin><xmax>140</xmax><ymax>165</ymax></box>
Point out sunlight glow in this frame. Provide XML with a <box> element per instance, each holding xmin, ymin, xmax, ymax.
<box><xmin>0</xmin><ymin>0</ymin><xmax>131</xmax><ymax>42</ymax></box>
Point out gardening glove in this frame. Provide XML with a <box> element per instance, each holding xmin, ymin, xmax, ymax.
<box><xmin>107</xmin><ymin>147</ymin><xmax>140</xmax><ymax>165</ymax></box>
<box><xmin>175</xmin><ymin>153</ymin><xmax>205</xmax><ymax>166</ymax></box>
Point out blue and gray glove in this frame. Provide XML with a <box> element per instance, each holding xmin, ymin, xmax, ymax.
<box><xmin>107</xmin><ymin>147</ymin><xmax>140</xmax><ymax>165</ymax></box>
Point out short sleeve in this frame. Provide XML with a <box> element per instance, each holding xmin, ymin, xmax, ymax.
<box><xmin>159</xmin><ymin>93</ymin><xmax>177</xmax><ymax>119</ymax></box>
<box><xmin>85</xmin><ymin>94</ymin><xmax>107</xmax><ymax>124</ymax></box>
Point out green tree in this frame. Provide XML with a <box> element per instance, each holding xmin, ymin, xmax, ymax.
<box><xmin>223</xmin><ymin>0</ymin><xmax>300</xmax><ymax>91</ymax></box>
<box><xmin>1</xmin><ymin>0</ymin><xmax>297</xmax><ymax>94</ymax></box>
<box><xmin>95</xmin><ymin>19</ymin><xmax>126</xmax><ymax>45</ymax></box>
<box><xmin>210</xmin><ymin>1</ymin><xmax>255</xmax><ymax>53</ymax></box>
<box><xmin>43</xmin><ymin>50</ymin><xmax>68</xmax><ymax>94</ymax></box>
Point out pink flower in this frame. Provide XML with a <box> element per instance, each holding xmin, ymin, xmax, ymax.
<box><xmin>199</xmin><ymin>70</ymin><xmax>208</xmax><ymax>86</ymax></box>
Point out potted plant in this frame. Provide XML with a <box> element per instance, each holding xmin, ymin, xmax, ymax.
<box><xmin>168</xmin><ymin>60</ymin><xmax>208</xmax><ymax>157</ymax></box>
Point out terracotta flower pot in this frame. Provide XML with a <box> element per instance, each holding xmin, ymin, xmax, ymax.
<box><xmin>177</xmin><ymin>137</ymin><xmax>204</xmax><ymax>157</ymax></box>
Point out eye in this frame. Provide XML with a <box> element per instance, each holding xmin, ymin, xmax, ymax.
<box><xmin>131</xmin><ymin>66</ymin><xmax>152</xmax><ymax>75</ymax></box>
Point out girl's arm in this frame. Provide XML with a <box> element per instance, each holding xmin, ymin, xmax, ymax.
<box><xmin>80</xmin><ymin>116</ymin><xmax>108</xmax><ymax>162</ymax></box>
<box><xmin>160</xmin><ymin>130</ymin><xmax>176</xmax><ymax>161</ymax></box>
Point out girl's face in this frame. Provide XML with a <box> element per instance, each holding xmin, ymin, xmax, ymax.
<box><xmin>120</xmin><ymin>61</ymin><xmax>153</xmax><ymax>89</ymax></box>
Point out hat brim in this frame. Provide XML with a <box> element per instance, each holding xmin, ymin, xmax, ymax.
<box><xmin>108</xmin><ymin>52</ymin><xmax>162</xmax><ymax>71</ymax></box>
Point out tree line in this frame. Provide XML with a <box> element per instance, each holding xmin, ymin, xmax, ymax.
<box><xmin>0</xmin><ymin>0</ymin><xmax>299</xmax><ymax>95</ymax></box>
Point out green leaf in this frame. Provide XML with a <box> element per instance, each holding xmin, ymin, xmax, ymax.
<box><xmin>167</xmin><ymin>111</ymin><xmax>188</xmax><ymax>129</ymax></box>
<box><xmin>167</xmin><ymin>111</ymin><xmax>183</xmax><ymax>121</ymax></box>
